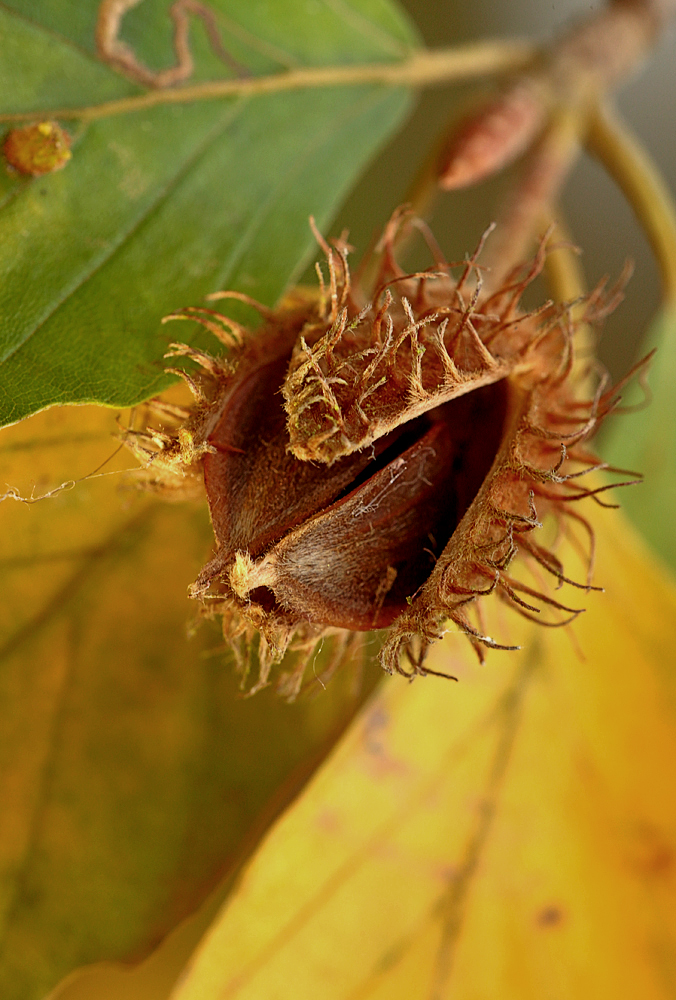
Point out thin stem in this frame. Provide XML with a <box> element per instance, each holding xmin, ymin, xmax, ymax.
<box><xmin>480</xmin><ymin>107</ymin><xmax>583</xmax><ymax>296</ymax></box>
<box><xmin>541</xmin><ymin>210</ymin><xmax>598</xmax><ymax>386</ymax></box>
<box><xmin>0</xmin><ymin>42</ymin><xmax>535</xmax><ymax>124</ymax></box>
<box><xmin>435</xmin><ymin>0</ymin><xmax>676</xmax><ymax>300</ymax></box>
<box><xmin>587</xmin><ymin>101</ymin><xmax>676</xmax><ymax>304</ymax></box>
<box><xmin>542</xmin><ymin>212</ymin><xmax>587</xmax><ymax>306</ymax></box>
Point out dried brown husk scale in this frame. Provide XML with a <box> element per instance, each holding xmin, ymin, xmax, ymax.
<box><xmin>126</xmin><ymin>212</ymin><xmax>625</xmax><ymax>695</ymax></box>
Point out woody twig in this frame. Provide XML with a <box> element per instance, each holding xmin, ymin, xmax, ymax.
<box><xmin>435</xmin><ymin>0</ymin><xmax>676</xmax><ymax>296</ymax></box>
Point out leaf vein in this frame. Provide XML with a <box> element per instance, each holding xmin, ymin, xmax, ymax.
<box><xmin>0</xmin><ymin>503</ymin><xmax>158</xmax><ymax>950</ymax></box>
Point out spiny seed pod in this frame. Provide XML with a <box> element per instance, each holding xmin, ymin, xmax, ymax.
<box><xmin>126</xmin><ymin>207</ymin><xmax>637</xmax><ymax>697</ymax></box>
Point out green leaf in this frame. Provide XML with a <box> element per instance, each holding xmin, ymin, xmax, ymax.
<box><xmin>0</xmin><ymin>403</ymin><xmax>383</xmax><ymax>1000</ymax></box>
<box><xmin>600</xmin><ymin>305</ymin><xmax>676</xmax><ymax>573</ymax></box>
<box><xmin>0</xmin><ymin>0</ymin><xmax>418</xmax><ymax>428</ymax></box>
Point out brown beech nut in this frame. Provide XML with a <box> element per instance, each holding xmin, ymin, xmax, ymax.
<box><xmin>126</xmin><ymin>208</ymin><xmax>637</xmax><ymax>697</ymax></box>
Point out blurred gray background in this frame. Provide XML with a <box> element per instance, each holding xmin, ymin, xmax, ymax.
<box><xmin>332</xmin><ymin>0</ymin><xmax>676</xmax><ymax>381</ymax></box>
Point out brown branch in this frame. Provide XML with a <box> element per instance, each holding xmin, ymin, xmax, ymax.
<box><xmin>436</xmin><ymin>0</ymin><xmax>676</xmax><ymax>295</ymax></box>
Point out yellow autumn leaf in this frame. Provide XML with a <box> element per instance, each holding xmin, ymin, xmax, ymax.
<box><xmin>165</xmin><ymin>504</ymin><xmax>676</xmax><ymax>1000</ymax></box>
<box><xmin>0</xmin><ymin>404</ymin><xmax>382</xmax><ymax>1000</ymax></box>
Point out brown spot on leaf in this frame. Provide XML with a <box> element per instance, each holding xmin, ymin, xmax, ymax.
<box><xmin>3</xmin><ymin>121</ymin><xmax>71</xmax><ymax>176</ymax></box>
<box><xmin>536</xmin><ymin>904</ymin><xmax>564</xmax><ymax>927</ymax></box>
<box><xmin>628</xmin><ymin>823</ymin><xmax>675</xmax><ymax>879</ymax></box>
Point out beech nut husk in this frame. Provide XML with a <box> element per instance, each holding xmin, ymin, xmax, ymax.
<box><xmin>125</xmin><ymin>208</ymin><xmax>638</xmax><ymax>697</ymax></box>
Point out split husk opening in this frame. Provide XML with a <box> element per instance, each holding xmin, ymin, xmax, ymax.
<box><xmin>124</xmin><ymin>209</ymin><xmax>639</xmax><ymax>696</ymax></box>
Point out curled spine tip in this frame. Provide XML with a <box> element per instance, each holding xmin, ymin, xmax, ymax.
<box><xmin>205</xmin><ymin>290</ymin><xmax>276</xmax><ymax>319</ymax></box>
<box><xmin>162</xmin><ymin>306</ymin><xmax>246</xmax><ymax>349</ymax></box>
